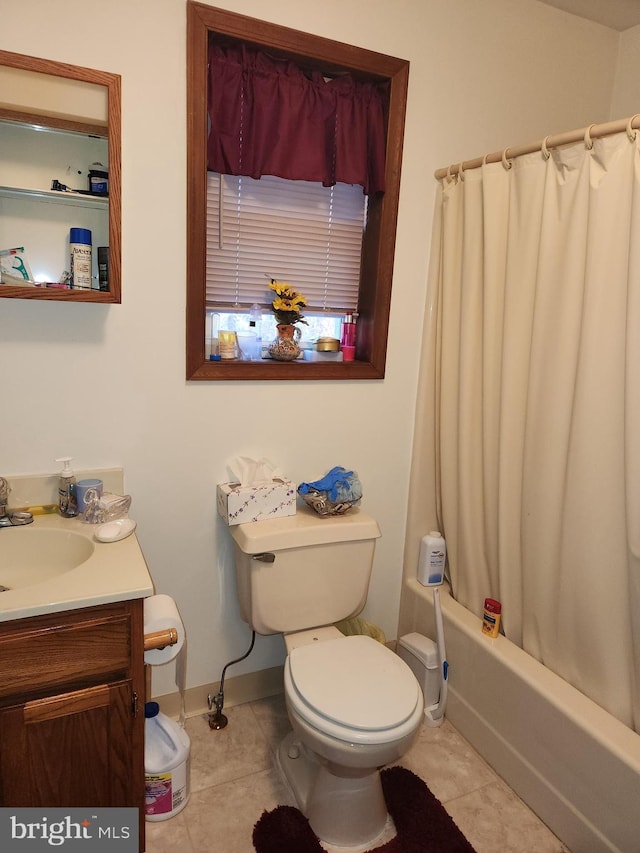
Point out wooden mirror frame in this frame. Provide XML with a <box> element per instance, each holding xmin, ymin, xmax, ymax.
<box><xmin>186</xmin><ymin>1</ymin><xmax>409</xmax><ymax>380</ymax></box>
<box><xmin>0</xmin><ymin>50</ymin><xmax>121</xmax><ymax>303</ymax></box>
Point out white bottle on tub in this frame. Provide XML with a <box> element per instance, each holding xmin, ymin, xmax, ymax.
<box><xmin>417</xmin><ymin>531</ymin><xmax>446</xmax><ymax>587</ymax></box>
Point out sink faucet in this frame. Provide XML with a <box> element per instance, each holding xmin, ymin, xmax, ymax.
<box><xmin>0</xmin><ymin>479</ymin><xmax>32</xmax><ymax>527</ymax></box>
<box><xmin>0</xmin><ymin>478</ymin><xmax>10</xmax><ymax>526</ymax></box>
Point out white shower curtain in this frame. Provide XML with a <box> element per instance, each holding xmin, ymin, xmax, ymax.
<box><xmin>426</xmin><ymin>129</ymin><xmax>640</xmax><ymax>731</ymax></box>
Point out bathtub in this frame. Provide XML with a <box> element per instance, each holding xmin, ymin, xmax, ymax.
<box><xmin>403</xmin><ymin>578</ymin><xmax>640</xmax><ymax>853</ymax></box>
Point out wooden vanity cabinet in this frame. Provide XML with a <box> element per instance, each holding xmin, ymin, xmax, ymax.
<box><xmin>0</xmin><ymin>599</ymin><xmax>145</xmax><ymax>850</ymax></box>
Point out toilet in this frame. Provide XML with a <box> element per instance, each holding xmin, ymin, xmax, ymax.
<box><xmin>230</xmin><ymin>507</ymin><xmax>424</xmax><ymax>848</ymax></box>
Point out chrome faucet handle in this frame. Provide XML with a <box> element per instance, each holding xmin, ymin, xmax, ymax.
<box><xmin>0</xmin><ymin>478</ymin><xmax>9</xmax><ymax>517</ymax></box>
<box><xmin>9</xmin><ymin>511</ymin><xmax>33</xmax><ymax>526</ymax></box>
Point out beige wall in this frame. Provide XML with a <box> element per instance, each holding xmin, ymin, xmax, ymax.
<box><xmin>611</xmin><ymin>24</ymin><xmax>640</xmax><ymax>118</ymax></box>
<box><xmin>0</xmin><ymin>0</ymin><xmax>623</xmax><ymax>701</ymax></box>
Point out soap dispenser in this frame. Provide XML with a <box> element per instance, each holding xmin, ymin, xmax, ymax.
<box><xmin>56</xmin><ymin>457</ymin><xmax>78</xmax><ymax>517</ymax></box>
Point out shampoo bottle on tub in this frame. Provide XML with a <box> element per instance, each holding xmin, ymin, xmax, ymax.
<box><xmin>418</xmin><ymin>531</ymin><xmax>446</xmax><ymax>586</ymax></box>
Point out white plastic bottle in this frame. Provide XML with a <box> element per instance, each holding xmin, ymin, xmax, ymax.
<box><xmin>247</xmin><ymin>303</ymin><xmax>263</xmax><ymax>360</ymax></box>
<box><xmin>144</xmin><ymin>702</ymin><xmax>191</xmax><ymax>821</ymax></box>
<box><xmin>55</xmin><ymin>456</ymin><xmax>77</xmax><ymax>518</ymax></box>
<box><xmin>417</xmin><ymin>531</ymin><xmax>447</xmax><ymax>586</ymax></box>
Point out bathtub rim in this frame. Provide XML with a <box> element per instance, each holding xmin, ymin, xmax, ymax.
<box><xmin>403</xmin><ymin>577</ymin><xmax>640</xmax><ymax>853</ymax></box>
<box><xmin>406</xmin><ymin>577</ymin><xmax>640</xmax><ymax>768</ymax></box>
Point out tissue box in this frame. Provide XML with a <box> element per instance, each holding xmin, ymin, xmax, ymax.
<box><xmin>217</xmin><ymin>478</ymin><xmax>297</xmax><ymax>525</ymax></box>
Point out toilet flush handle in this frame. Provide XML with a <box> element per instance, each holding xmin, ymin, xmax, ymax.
<box><xmin>252</xmin><ymin>552</ymin><xmax>275</xmax><ymax>563</ymax></box>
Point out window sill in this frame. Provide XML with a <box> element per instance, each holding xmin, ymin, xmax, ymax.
<box><xmin>187</xmin><ymin>358</ymin><xmax>384</xmax><ymax>381</ymax></box>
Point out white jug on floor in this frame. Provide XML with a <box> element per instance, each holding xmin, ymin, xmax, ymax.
<box><xmin>144</xmin><ymin>701</ymin><xmax>190</xmax><ymax>821</ymax></box>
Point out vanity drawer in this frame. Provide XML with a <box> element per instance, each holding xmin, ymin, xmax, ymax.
<box><xmin>0</xmin><ymin>603</ymin><xmax>135</xmax><ymax>701</ymax></box>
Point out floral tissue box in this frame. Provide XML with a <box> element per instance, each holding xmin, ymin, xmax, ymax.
<box><xmin>216</xmin><ymin>478</ymin><xmax>296</xmax><ymax>525</ymax></box>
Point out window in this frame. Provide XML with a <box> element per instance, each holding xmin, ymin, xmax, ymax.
<box><xmin>186</xmin><ymin>1</ymin><xmax>409</xmax><ymax>380</ymax></box>
<box><xmin>206</xmin><ymin>173</ymin><xmax>366</xmax><ymax>315</ymax></box>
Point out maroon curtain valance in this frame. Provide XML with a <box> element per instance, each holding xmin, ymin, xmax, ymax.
<box><xmin>207</xmin><ymin>40</ymin><xmax>388</xmax><ymax>195</ymax></box>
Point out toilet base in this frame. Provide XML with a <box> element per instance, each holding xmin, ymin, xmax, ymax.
<box><xmin>278</xmin><ymin>731</ymin><xmax>389</xmax><ymax>848</ymax></box>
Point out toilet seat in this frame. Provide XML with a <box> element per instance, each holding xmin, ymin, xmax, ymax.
<box><xmin>285</xmin><ymin>634</ymin><xmax>422</xmax><ymax>745</ymax></box>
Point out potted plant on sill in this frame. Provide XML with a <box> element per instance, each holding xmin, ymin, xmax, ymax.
<box><xmin>267</xmin><ymin>279</ymin><xmax>308</xmax><ymax>361</ymax></box>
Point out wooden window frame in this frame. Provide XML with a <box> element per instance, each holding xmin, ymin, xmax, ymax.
<box><xmin>186</xmin><ymin>1</ymin><xmax>409</xmax><ymax>380</ymax></box>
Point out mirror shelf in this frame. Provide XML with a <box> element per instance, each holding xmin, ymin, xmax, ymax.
<box><xmin>0</xmin><ymin>186</ymin><xmax>108</xmax><ymax>210</ymax></box>
<box><xmin>0</xmin><ymin>50</ymin><xmax>121</xmax><ymax>304</ymax></box>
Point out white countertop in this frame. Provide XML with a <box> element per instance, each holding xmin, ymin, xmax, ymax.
<box><xmin>0</xmin><ymin>512</ymin><xmax>155</xmax><ymax>622</ymax></box>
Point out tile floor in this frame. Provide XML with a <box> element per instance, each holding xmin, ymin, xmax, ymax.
<box><xmin>144</xmin><ymin>694</ymin><xmax>569</xmax><ymax>853</ymax></box>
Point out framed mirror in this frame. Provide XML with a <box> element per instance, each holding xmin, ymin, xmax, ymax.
<box><xmin>0</xmin><ymin>50</ymin><xmax>120</xmax><ymax>302</ymax></box>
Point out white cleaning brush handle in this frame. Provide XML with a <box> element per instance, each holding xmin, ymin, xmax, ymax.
<box><xmin>424</xmin><ymin>587</ymin><xmax>448</xmax><ymax>726</ymax></box>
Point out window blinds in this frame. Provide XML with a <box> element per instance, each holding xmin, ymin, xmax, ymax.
<box><xmin>205</xmin><ymin>172</ymin><xmax>366</xmax><ymax>312</ymax></box>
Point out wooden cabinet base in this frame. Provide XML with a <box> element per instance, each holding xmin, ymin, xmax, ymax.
<box><xmin>0</xmin><ymin>600</ymin><xmax>145</xmax><ymax>851</ymax></box>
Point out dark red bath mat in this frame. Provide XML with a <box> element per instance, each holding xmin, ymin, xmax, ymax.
<box><xmin>252</xmin><ymin>765</ymin><xmax>475</xmax><ymax>852</ymax></box>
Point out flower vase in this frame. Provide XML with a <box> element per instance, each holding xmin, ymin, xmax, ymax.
<box><xmin>269</xmin><ymin>324</ymin><xmax>302</xmax><ymax>361</ymax></box>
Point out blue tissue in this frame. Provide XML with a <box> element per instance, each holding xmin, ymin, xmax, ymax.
<box><xmin>298</xmin><ymin>466</ymin><xmax>362</xmax><ymax>503</ymax></box>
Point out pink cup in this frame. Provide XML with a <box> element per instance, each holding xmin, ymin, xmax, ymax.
<box><xmin>341</xmin><ymin>345</ymin><xmax>356</xmax><ymax>362</ymax></box>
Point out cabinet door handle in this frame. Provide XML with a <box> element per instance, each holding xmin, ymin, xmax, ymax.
<box><xmin>24</xmin><ymin>684</ymin><xmax>110</xmax><ymax>724</ymax></box>
<box><xmin>131</xmin><ymin>691</ymin><xmax>139</xmax><ymax>717</ymax></box>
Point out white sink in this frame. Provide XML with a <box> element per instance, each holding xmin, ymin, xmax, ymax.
<box><xmin>0</xmin><ymin>474</ymin><xmax>154</xmax><ymax>623</ymax></box>
<box><xmin>0</xmin><ymin>527</ymin><xmax>95</xmax><ymax>590</ymax></box>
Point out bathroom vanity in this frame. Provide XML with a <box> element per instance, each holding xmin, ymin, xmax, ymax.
<box><xmin>0</xmin><ymin>506</ymin><xmax>153</xmax><ymax>851</ymax></box>
<box><xmin>0</xmin><ymin>600</ymin><xmax>144</xmax><ymax>806</ymax></box>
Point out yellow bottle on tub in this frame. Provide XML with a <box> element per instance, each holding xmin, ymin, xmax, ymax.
<box><xmin>482</xmin><ymin>598</ymin><xmax>502</xmax><ymax>638</ymax></box>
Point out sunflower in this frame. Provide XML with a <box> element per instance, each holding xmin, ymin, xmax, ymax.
<box><xmin>268</xmin><ymin>279</ymin><xmax>308</xmax><ymax>325</ymax></box>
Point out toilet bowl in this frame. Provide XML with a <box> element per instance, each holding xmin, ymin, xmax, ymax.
<box><xmin>278</xmin><ymin>628</ymin><xmax>424</xmax><ymax>846</ymax></box>
<box><xmin>229</xmin><ymin>508</ymin><xmax>424</xmax><ymax>847</ymax></box>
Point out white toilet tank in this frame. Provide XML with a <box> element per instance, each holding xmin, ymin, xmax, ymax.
<box><xmin>230</xmin><ymin>507</ymin><xmax>381</xmax><ymax>635</ymax></box>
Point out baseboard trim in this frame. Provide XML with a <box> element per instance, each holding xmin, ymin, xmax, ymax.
<box><xmin>153</xmin><ymin>664</ymin><xmax>284</xmax><ymax>719</ymax></box>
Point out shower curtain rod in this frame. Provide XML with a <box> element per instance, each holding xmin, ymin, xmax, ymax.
<box><xmin>435</xmin><ymin>113</ymin><xmax>640</xmax><ymax>180</ymax></box>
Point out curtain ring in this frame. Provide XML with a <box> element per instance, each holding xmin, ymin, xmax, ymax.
<box><xmin>627</xmin><ymin>114</ymin><xmax>640</xmax><ymax>142</ymax></box>
<box><xmin>541</xmin><ymin>136</ymin><xmax>551</xmax><ymax>160</ymax></box>
<box><xmin>482</xmin><ymin>153</ymin><xmax>489</xmax><ymax>166</ymax></box>
<box><xmin>446</xmin><ymin>164</ymin><xmax>454</xmax><ymax>183</ymax></box>
<box><xmin>501</xmin><ymin>148</ymin><xmax>512</xmax><ymax>170</ymax></box>
<box><xmin>584</xmin><ymin>124</ymin><xmax>595</xmax><ymax>150</ymax></box>
<box><xmin>458</xmin><ymin>162</ymin><xmax>465</xmax><ymax>181</ymax></box>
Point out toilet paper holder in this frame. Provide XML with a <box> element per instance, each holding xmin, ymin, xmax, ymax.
<box><xmin>144</xmin><ymin>627</ymin><xmax>179</xmax><ymax>652</ymax></box>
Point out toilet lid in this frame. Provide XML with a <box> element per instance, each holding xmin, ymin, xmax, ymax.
<box><xmin>288</xmin><ymin>634</ymin><xmax>420</xmax><ymax>731</ymax></box>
